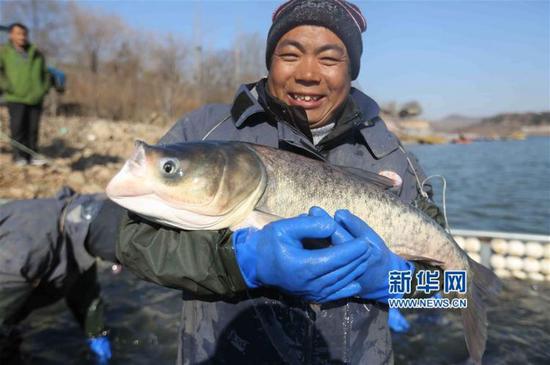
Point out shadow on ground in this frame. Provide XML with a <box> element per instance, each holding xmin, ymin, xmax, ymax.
<box><xmin>40</xmin><ymin>138</ymin><xmax>80</xmax><ymax>159</ymax></box>
<box><xmin>70</xmin><ymin>154</ymin><xmax>121</xmax><ymax>171</ymax></box>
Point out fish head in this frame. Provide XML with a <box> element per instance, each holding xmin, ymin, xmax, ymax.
<box><xmin>106</xmin><ymin>140</ymin><xmax>266</xmax><ymax>229</ymax></box>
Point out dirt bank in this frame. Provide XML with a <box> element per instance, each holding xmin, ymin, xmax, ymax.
<box><xmin>0</xmin><ymin>115</ymin><xmax>168</xmax><ymax>199</ymax></box>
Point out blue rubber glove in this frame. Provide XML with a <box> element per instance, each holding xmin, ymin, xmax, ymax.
<box><xmin>332</xmin><ymin>209</ymin><xmax>415</xmax><ymax>303</ymax></box>
<box><xmin>388</xmin><ymin>308</ymin><xmax>410</xmax><ymax>333</ymax></box>
<box><xmin>233</xmin><ymin>211</ymin><xmax>370</xmax><ymax>303</ymax></box>
<box><xmin>88</xmin><ymin>335</ymin><xmax>112</xmax><ymax>364</ymax></box>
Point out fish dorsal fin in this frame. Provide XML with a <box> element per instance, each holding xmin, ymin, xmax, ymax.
<box><xmin>338</xmin><ymin>166</ymin><xmax>394</xmax><ymax>189</ymax></box>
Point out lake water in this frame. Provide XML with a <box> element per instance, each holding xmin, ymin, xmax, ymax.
<box><xmin>8</xmin><ymin>138</ymin><xmax>550</xmax><ymax>364</ymax></box>
<box><xmin>396</xmin><ymin>136</ymin><xmax>550</xmax><ymax>364</ymax></box>
<box><xmin>407</xmin><ymin>136</ymin><xmax>550</xmax><ymax>235</ymax></box>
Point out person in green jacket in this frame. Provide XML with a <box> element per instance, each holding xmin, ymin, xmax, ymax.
<box><xmin>0</xmin><ymin>23</ymin><xmax>50</xmax><ymax>165</ymax></box>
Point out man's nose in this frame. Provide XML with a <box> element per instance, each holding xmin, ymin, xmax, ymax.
<box><xmin>294</xmin><ymin>57</ymin><xmax>321</xmax><ymax>84</ymax></box>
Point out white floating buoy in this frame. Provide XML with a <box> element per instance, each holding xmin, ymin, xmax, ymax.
<box><xmin>491</xmin><ymin>239</ymin><xmax>508</xmax><ymax>255</ymax></box>
<box><xmin>490</xmin><ymin>255</ymin><xmax>506</xmax><ymax>269</ymax></box>
<box><xmin>469</xmin><ymin>253</ymin><xmax>481</xmax><ymax>263</ymax></box>
<box><xmin>512</xmin><ymin>270</ymin><xmax>527</xmax><ymax>280</ymax></box>
<box><xmin>523</xmin><ymin>258</ymin><xmax>541</xmax><ymax>273</ymax></box>
<box><xmin>528</xmin><ymin>272</ymin><xmax>544</xmax><ymax>281</ymax></box>
<box><xmin>494</xmin><ymin>269</ymin><xmax>510</xmax><ymax>278</ymax></box>
<box><xmin>545</xmin><ymin>244</ymin><xmax>550</xmax><ymax>259</ymax></box>
<box><xmin>525</xmin><ymin>242</ymin><xmax>544</xmax><ymax>258</ymax></box>
<box><xmin>464</xmin><ymin>237</ymin><xmax>481</xmax><ymax>253</ymax></box>
<box><xmin>541</xmin><ymin>259</ymin><xmax>550</xmax><ymax>275</ymax></box>
<box><xmin>454</xmin><ymin>236</ymin><xmax>465</xmax><ymax>249</ymax></box>
<box><xmin>508</xmin><ymin>240</ymin><xmax>525</xmax><ymax>257</ymax></box>
<box><xmin>506</xmin><ymin>256</ymin><xmax>523</xmax><ymax>271</ymax></box>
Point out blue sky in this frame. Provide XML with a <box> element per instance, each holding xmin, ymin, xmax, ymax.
<box><xmin>79</xmin><ymin>0</ymin><xmax>549</xmax><ymax>120</ymax></box>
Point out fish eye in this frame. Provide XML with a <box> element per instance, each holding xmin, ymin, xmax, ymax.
<box><xmin>163</xmin><ymin>162</ymin><xmax>175</xmax><ymax>174</ymax></box>
<box><xmin>159</xmin><ymin>158</ymin><xmax>182</xmax><ymax>177</ymax></box>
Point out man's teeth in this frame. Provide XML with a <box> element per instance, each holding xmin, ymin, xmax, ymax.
<box><xmin>291</xmin><ymin>94</ymin><xmax>321</xmax><ymax>102</ymax></box>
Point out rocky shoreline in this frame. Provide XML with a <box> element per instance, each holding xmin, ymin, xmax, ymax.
<box><xmin>0</xmin><ymin>116</ymin><xmax>168</xmax><ymax>199</ymax></box>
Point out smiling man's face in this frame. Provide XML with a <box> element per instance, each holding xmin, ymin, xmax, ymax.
<box><xmin>267</xmin><ymin>25</ymin><xmax>352</xmax><ymax>128</ymax></box>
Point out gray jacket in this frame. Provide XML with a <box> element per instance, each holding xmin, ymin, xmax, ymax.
<box><xmin>118</xmin><ymin>81</ymin><xmax>439</xmax><ymax>364</ymax></box>
<box><xmin>0</xmin><ymin>187</ymin><xmax>108</xmax><ymax>337</ymax></box>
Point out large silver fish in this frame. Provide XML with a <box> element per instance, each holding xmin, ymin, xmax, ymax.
<box><xmin>106</xmin><ymin>140</ymin><xmax>501</xmax><ymax>364</ymax></box>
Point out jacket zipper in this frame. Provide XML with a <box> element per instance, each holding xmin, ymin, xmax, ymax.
<box><xmin>316</xmin><ymin>112</ymin><xmax>362</xmax><ymax>152</ymax></box>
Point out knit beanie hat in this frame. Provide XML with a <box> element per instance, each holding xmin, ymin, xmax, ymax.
<box><xmin>266</xmin><ymin>0</ymin><xmax>367</xmax><ymax>80</ymax></box>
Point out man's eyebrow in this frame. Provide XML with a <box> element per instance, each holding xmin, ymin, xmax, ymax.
<box><xmin>276</xmin><ymin>39</ymin><xmax>305</xmax><ymax>52</ymax></box>
<box><xmin>316</xmin><ymin>44</ymin><xmax>346</xmax><ymax>55</ymax></box>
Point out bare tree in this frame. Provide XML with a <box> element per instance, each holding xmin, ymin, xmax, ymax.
<box><xmin>68</xmin><ymin>2</ymin><xmax>125</xmax><ymax>74</ymax></box>
<box><xmin>381</xmin><ymin>102</ymin><xmax>398</xmax><ymax>117</ymax></box>
<box><xmin>1</xmin><ymin>1</ymin><xmax>272</xmax><ymax>122</ymax></box>
<box><xmin>150</xmin><ymin>35</ymin><xmax>190</xmax><ymax>119</ymax></box>
<box><xmin>233</xmin><ymin>32</ymin><xmax>266</xmax><ymax>83</ymax></box>
<box><xmin>399</xmin><ymin>101</ymin><xmax>423</xmax><ymax>118</ymax></box>
<box><xmin>67</xmin><ymin>3</ymin><xmax>126</xmax><ymax>116</ymax></box>
<box><xmin>201</xmin><ymin>49</ymin><xmax>238</xmax><ymax>104</ymax></box>
<box><xmin>101</xmin><ymin>40</ymin><xmax>142</xmax><ymax>119</ymax></box>
<box><xmin>196</xmin><ymin>32</ymin><xmax>267</xmax><ymax>105</ymax></box>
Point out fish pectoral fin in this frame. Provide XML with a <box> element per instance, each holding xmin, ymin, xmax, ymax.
<box><xmin>229</xmin><ymin>210</ymin><xmax>284</xmax><ymax>231</ymax></box>
<box><xmin>399</xmin><ymin>254</ymin><xmax>445</xmax><ymax>267</ymax></box>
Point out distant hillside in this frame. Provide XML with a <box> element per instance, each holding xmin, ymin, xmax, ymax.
<box><xmin>478</xmin><ymin>112</ymin><xmax>550</xmax><ymax>126</ymax></box>
<box><xmin>431</xmin><ymin>114</ymin><xmax>482</xmax><ymax>132</ymax></box>
<box><xmin>429</xmin><ymin>112</ymin><xmax>550</xmax><ymax>136</ymax></box>
<box><xmin>460</xmin><ymin>112</ymin><xmax>550</xmax><ymax>136</ymax></box>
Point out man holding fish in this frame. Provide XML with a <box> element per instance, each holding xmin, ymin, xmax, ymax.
<box><xmin>109</xmin><ymin>1</ymin><xmax>499</xmax><ymax>364</ymax></box>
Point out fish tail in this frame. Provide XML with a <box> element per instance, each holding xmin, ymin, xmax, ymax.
<box><xmin>461</xmin><ymin>257</ymin><xmax>502</xmax><ymax>364</ymax></box>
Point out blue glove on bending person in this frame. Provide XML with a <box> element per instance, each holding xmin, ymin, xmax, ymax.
<box><xmin>233</xmin><ymin>209</ymin><xmax>370</xmax><ymax>303</ymax></box>
<box><xmin>388</xmin><ymin>308</ymin><xmax>410</xmax><ymax>333</ymax></box>
<box><xmin>88</xmin><ymin>335</ymin><xmax>112</xmax><ymax>364</ymax></box>
<box><xmin>388</xmin><ymin>293</ymin><xmax>444</xmax><ymax>333</ymax></box>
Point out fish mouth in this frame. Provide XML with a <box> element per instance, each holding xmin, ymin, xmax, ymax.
<box><xmin>105</xmin><ymin>141</ymin><xmax>151</xmax><ymax>199</ymax></box>
<box><xmin>106</xmin><ymin>164</ymin><xmax>151</xmax><ymax>199</ymax></box>
<box><xmin>117</xmin><ymin>140</ymin><xmax>150</xmax><ymax>180</ymax></box>
<box><xmin>128</xmin><ymin>140</ymin><xmax>147</xmax><ymax>171</ymax></box>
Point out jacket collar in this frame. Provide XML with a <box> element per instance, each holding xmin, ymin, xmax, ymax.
<box><xmin>350</xmin><ymin>88</ymin><xmax>380</xmax><ymax>123</ymax></box>
<box><xmin>230</xmin><ymin>79</ymin><xmax>312</xmax><ymax>139</ymax></box>
<box><xmin>313</xmin><ymin>90</ymin><xmax>382</xmax><ymax>150</ymax></box>
<box><xmin>255</xmin><ymin>79</ymin><xmax>313</xmax><ymax>140</ymax></box>
<box><xmin>230</xmin><ymin>83</ymin><xmax>265</xmax><ymax>128</ymax></box>
<box><xmin>230</xmin><ymin>80</ymin><xmax>381</xmax><ymax>129</ymax></box>
<box><xmin>229</xmin><ymin>80</ymin><xmax>397</xmax><ymax>159</ymax></box>
<box><xmin>351</xmin><ymin>90</ymin><xmax>399</xmax><ymax>159</ymax></box>
<box><xmin>8</xmin><ymin>42</ymin><xmax>34</xmax><ymax>54</ymax></box>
